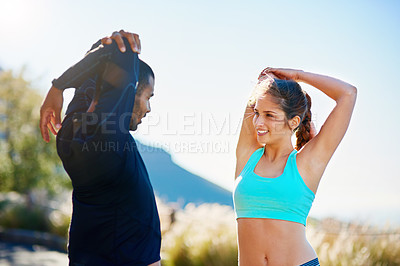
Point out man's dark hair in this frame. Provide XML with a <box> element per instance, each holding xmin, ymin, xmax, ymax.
<box><xmin>93</xmin><ymin>59</ymin><xmax>154</xmax><ymax>102</ymax></box>
<box><xmin>137</xmin><ymin>60</ymin><xmax>154</xmax><ymax>96</ymax></box>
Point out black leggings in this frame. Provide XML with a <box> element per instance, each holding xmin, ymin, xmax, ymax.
<box><xmin>299</xmin><ymin>258</ymin><xmax>320</xmax><ymax>266</ymax></box>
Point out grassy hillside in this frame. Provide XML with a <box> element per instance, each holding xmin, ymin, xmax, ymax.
<box><xmin>158</xmin><ymin>200</ymin><xmax>400</xmax><ymax>266</ymax></box>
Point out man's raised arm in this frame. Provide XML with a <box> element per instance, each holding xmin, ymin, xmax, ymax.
<box><xmin>39</xmin><ymin>30</ymin><xmax>141</xmax><ymax>142</ymax></box>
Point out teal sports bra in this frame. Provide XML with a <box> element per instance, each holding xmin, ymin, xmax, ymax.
<box><xmin>233</xmin><ymin>147</ymin><xmax>315</xmax><ymax>226</ymax></box>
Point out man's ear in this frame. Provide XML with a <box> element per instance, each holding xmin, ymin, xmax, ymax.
<box><xmin>289</xmin><ymin>116</ymin><xmax>301</xmax><ymax>131</ymax></box>
<box><xmin>87</xmin><ymin>99</ymin><xmax>98</xmax><ymax>113</ymax></box>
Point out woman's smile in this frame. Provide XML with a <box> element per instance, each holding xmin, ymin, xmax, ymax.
<box><xmin>257</xmin><ymin>130</ymin><xmax>269</xmax><ymax>136</ymax></box>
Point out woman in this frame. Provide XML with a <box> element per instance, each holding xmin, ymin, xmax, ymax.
<box><xmin>233</xmin><ymin>67</ymin><xmax>357</xmax><ymax>266</ymax></box>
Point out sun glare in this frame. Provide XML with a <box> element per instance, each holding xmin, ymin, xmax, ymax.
<box><xmin>0</xmin><ymin>0</ymin><xmax>43</xmax><ymax>34</ymax></box>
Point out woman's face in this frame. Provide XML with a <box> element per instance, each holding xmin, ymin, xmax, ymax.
<box><xmin>253</xmin><ymin>94</ymin><xmax>293</xmax><ymax>146</ymax></box>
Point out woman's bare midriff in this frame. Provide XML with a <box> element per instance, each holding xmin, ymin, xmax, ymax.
<box><xmin>237</xmin><ymin>218</ymin><xmax>317</xmax><ymax>266</ymax></box>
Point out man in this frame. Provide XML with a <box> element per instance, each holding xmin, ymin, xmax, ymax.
<box><xmin>40</xmin><ymin>30</ymin><xmax>161</xmax><ymax>266</ymax></box>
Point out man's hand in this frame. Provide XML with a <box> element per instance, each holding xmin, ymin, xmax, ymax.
<box><xmin>101</xmin><ymin>29</ymin><xmax>141</xmax><ymax>53</ymax></box>
<box><xmin>40</xmin><ymin>86</ymin><xmax>64</xmax><ymax>143</ymax></box>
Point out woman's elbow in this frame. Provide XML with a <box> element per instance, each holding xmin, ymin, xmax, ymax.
<box><xmin>344</xmin><ymin>85</ymin><xmax>357</xmax><ymax>101</ymax></box>
<box><xmin>349</xmin><ymin>85</ymin><xmax>357</xmax><ymax>97</ymax></box>
<box><xmin>337</xmin><ymin>85</ymin><xmax>357</xmax><ymax>105</ymax></box>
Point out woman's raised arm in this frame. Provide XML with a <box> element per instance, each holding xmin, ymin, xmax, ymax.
<box><xmin>267</xmin><ymin>68</ymin><xmax>357</xmax><ymax>192</ymax></box>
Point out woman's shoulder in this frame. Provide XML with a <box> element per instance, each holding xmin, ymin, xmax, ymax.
<box><xmin>235</xmin><ymin>145</ymin><xmax>263</xmax><ymax>178</ymax></box>
<box><xmin>237</xmin><ymin>145</ymin><xmax>263</xmax><ymax>162</ymax></box>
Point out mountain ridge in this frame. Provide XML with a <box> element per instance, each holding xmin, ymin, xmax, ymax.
<box><xmin>136</xmin><ymin>140</ymin><xmax>233</xmax><ymax>208</ymax></box>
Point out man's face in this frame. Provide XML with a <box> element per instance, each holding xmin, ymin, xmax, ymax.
<box><xmin>129</xmin><ymin>76</ymin><xmax>154</xmax><ymax>131</ymax></box>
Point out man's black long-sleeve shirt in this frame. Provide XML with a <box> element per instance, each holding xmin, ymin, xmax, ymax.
<box><xmin>54</xmin><ymin>39</ymin><xmax>161</xmax><ymax>266</ymax></box>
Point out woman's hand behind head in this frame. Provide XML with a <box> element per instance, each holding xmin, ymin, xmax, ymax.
<box><xmin>261</xmin><ymin>67</ymin><xmax>304</xmax><ymax>82</ymax></box>
<box><xmin>258</xmin><ymin>68</ymin><xmax>278</xmax><ymax>83</ymax></box>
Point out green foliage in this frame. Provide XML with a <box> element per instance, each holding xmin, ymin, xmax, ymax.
<box><xmin>0</xmin><ymin>203</ymin><xmax>49</xmax><ymax>231</ymax></box>
<box><xmin>0</xmin><ymin>70</ymin><xmax>70</xmax><ymax>194</ymax></box>
<box><xmin>159</xmin><ymin>202</ymin><xmax>400</xmax><ymax>266</ymax></box>
<box><xmin>0</xmin><ymin>200</ymin><xmax>70</xmax><ymax>238</ymax></box>
<box><xmin>162</xmin><ymin>203</ymin><xmax>238</xmax><ymax>266</ymax></box>
<box><xmin>307</xmin><ymin>219</ymin><xmax>400</xmax><ymax>265</ymax></box>
<box><xmin>48</xmin><ymin>209</ymin><xmax>71</xmax><ymax>238</ymax></box>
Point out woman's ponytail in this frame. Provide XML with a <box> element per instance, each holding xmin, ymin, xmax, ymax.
<box><xmin>295</xmin><ymin>93</ymin><xmax>313</xmax><ymax>151</ymax></box>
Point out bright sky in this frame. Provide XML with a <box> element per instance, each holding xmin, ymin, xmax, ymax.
<box><xmin>1</xmin><ymin>0</ymin><xmax>399</xmax><ymax>225</ymax></box>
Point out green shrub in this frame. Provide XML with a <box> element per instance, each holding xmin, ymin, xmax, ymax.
<box><xmin>0</xmin><ymin>204</ymin><xmax>49</xmax><ymax>231</ymax></box>
<box><xmin>162</xmin><ymin>203</ymin><xmax>238</xmax><ymax>266</ymax></box>
<box><xmin>48</xmin><ymin>210</ymin><xmax>71</xmax><ymax>238</ymax></box>
<box><xmin>0</xmin><ymin>200</ymin><xmax>70</xmax><ymax>238</ymax></box>
<box><xmin>160</xmin><ymin>202</ymin><xmax>400</xmax><ymax>266</ymax></box>
<box><xmin>307</xmin><ymin>219</ymin><xmax>400</xmax><ymax>265</ymax></box>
